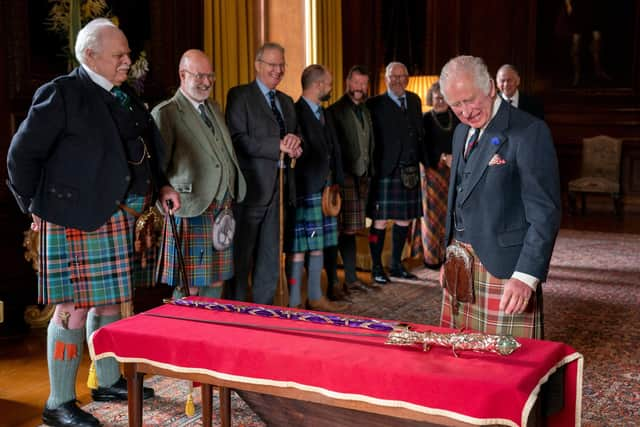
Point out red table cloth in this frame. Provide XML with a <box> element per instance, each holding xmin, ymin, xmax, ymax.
<box><xmin>89</xmin><ymin>297</ymin><xmax>582</xmax><ymax>427</ymax></box>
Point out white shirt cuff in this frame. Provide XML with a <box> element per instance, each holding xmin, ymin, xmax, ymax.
<box><xmin>512</xmin><ymin>272</ymin><xmax>539</xmax><ymax>290</ymax></box>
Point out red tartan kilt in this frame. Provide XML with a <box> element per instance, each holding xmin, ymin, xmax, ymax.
<box><xmin>440</xmin><ymin>241</ymin><xmax>543</xmax><ymax>339</ymax></box>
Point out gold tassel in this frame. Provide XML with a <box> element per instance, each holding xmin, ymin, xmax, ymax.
<box><xmin>185</xmin><ymin>392</ymin><xmax>195</xmax><ymax>417</ymax></box>
<box><xmin>87</xmin><ymin>361</ymin><xmax>98</xmax><ymax>389</ymax></box>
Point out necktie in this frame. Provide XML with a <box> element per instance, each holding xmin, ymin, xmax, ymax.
<box><xmin>111</xmin><ymin>86</ymin><xmax>131</xmax><ymax>109</ymax></box>
<box><xmin>268</xmin><ymin>90</ymin><xmax>286</xmax><ymax>139</ymax></box>
<box><xmin>317</xmin><ymin>106</ymin><xmax>325</xmax><ymax>125</ymax></box>
<box><xmin>399</xmin><ymin>96</ymin><xmax>407</xmax><ymax>113</ymax></box>
<box><xmin>507</xmin><ymin>98</ymin><xmax>513</xmax><ymax>105</ymax></box>
<box><xmin>198</xmin><ymin>104</ymin><xmax>215</xmax><ymax>134</ymax></box>
<box><xmin>464</xmin><ymin>128</ymin><xmax>479</xmax><ymax>160</ymax></box>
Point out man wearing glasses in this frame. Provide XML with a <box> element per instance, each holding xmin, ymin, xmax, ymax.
<box><xmin>226</xmin><ymin>43</ymin><xmax>302</xmax><ymax>304</ymax></box>
<box><xmin>152</xmin><ymin>49</ymin><xmax>246</xmax><ymax>299</ymax></box>
<box><xmin>366</xmin><ymin>62</ymin><xmax>426</xmax><ymax>285</ymax></box>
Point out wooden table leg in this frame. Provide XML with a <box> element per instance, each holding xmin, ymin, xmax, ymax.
<box><xmin>201</xmin><ymin>384</ymin><xmax>213</xmax><ymax>427</ymax></box>
<box><xmin>219</xmin><ymin>386</ymin><xmax>231</xmax><ymax>427</ymax></box>
<box><xmin>123</xmin><ymin>363</ymin><xmax>144</xmax><ymax>427</ymax></box>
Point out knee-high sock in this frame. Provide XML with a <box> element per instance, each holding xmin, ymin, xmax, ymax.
<box><xmin>323</xmin><ymin>245</ymin><xmax>339</xmax><ymax>293</ymax></box>
<box><xmin>368</xmin><ymin>227</ymin><xmax>386</xmax><ymax>269</ymax></box>
<box><xmin>86</xmin><ymin>311</ymin><xmax>121</xmax><ymax>388</ymax></box>
<box><xmin>392</xmin><ymin>224</ymin><xmax>409</xmax><ymax>269</ymax></box>
<box><xmin>339</xmin><ymin>234</ymin><xmax>357</xmax><ymax>283</ymax></box>
<box><xmin>46</xmin><ymin>322</ymin><xmax>84</xmax><ymax>409</ymax></box>
<box><xmin>198</xmin><ymin>286</ymin><xmax>223</xmax><ymax>298</ymax></box>
<box><xmin>287</xmin><ymin>259</ymin><xmax>304</xmax><ymax>307</ymax></box>
<box><xmin>307</xmin><ymin>253</ymin><xmax>324</xmax><ymax>301</ymax></box>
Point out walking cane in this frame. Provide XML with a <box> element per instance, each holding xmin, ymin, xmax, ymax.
<box><xmin>274</xmin><ymin>152</ymin><xmax>289</xmax><ymax>307</ymax></box>
<box><xmin>166</xmin><ymin>199</ymin><xmax>190</xmax><ymax>297</ymax></box>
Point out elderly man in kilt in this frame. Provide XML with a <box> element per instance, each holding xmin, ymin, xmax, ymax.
<box><xmin>366</xmin><ymin>62</ymin><xmax>426</xmax><ymax>284</ymax></box>
<box><xmin>438</xmin><ymin>56</ymin><xmax>560</xmax><ymax>338</ymax></box>
<box><xmin>6</xmin><ymin>19</ymin><xmax>180</xmax><ymax>427</ymax></box>
<box><xmin>285</xmin><ymin>64</ymin><xmax>348</xmax><ymax>312</ymax></box>
<box><xmin>326</xmin><ymin>65</ymin><xmax>379</xmax><ymax>297</ymax></box>
<box><xmin>152</xmin><ymin>49</ymin><xmax>246</xmax><ymax>299</ymax></box>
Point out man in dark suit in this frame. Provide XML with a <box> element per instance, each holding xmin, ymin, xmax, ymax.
<box><xmin>6</xmin><ymin>19</ymin><xmax>180</xmax><ymax>427</ymax></box>
<box><xmin>286</xmin><ymin>64</ymin><xmax>348</xmax><ymax>312</ymax></box>
<box><xmin>496</xmin><ymin>64</ymin><xmax>544</xmax><ymax>120</ymax></box>
<box><xmin>152</xmin><ymin>49</ymin><xmax>246</xmax><ymax>298</ymax></box>
<box><xmin>225</xmin><ymin>43</ymin><xmax>302</xmax><ymax>305</ymax></box>
<box><xmin>366</xmin><ymin>62</ymin><xmax>425</xmax><ymax>284</ymax></box>
<box><xmin>439</xmin><ymin>55</ymin><xmax>560</xmax><ymax>339</ymax></box>
<box><xmin>326</xmin><ymin>65</ymin><xmax>378</xmax><ymax>296</ymax></box>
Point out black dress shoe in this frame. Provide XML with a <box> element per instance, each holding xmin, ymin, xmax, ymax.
<box><xmin>42</xmin><ymin>400</ymin><xmax>101</xmax><ymax>427</ymax></box>
<box><xmin>345</xmin><ymin>280</ymin><xmax>371</xmax><ymax>293</ymax></box>
<box><xmin>91</xmin><ymin>376</ymin><xmax>155</xmax><ymax>402</ymax></box>
<box><xmin>371</xmin><ymin>267</ymin><xmax>389</xmax><ymax>284</ymax></box>
<box><xmin>389</xmin><ymin>266</ymin><xmax>418</xmax><ymax>280</ymax></box>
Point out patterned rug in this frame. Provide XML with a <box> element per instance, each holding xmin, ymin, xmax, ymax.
<box><xmin>68</xmin><ymin>229</ymin><xmax>638</xmax><ymax>426</ymax></box>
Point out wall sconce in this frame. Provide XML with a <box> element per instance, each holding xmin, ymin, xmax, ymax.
<box><xmin>406</xmin><ymin>75</ymin><xmax>439</xmax><ymax>113</ymax></box>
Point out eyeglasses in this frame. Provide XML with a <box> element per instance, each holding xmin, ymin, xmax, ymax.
<box><xmin>258</xmin><ymin>60</ymin><xmax>286</xmax><ymax>70</ymax></box>
<box><xmin>182</xmin><ymin>70</ymin><xmax>216</xmax><ymax>81</ymax></box>
<box><xmin>388</xmin><ymin>74</ymin><xmax>409</xmax><ymax>81</ymax></box>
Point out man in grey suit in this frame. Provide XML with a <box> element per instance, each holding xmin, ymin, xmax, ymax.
<box><xmin>439</xmin><ymin>56</ymin><xmax>560</xmax><ymax>338</ymax></box>
<box><xmin>152</xmin><ymin>49</ymin><xmax>246</xmax><ymax>298</ymax></box>
<box><xmin>226</xmin><ymin>43</ymin><xmax>302</xmax><ymax>304</ymax></box>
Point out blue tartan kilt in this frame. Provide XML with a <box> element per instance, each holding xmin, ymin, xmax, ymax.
<box><xmin>156</xmin><ymin>198</ymin><xmax>234</xmax><ymax>288</ymax></box>
<box><xmin>285</xmin><ymin>192</ymin><xmax>338</xmax><ymax>253</ymax></box>
<box><xmin>368</xmin><ymin>169</ymin><xmax>421</xmax><ymax>220</ymax></box>
<box><xmin>38</xmin><ymin>195</ymin><xmax>151</xmax><ymax>308</ymax></box>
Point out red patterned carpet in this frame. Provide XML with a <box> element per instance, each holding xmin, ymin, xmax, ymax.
<box><xmin>58</xmin><ymin>229</ymin><xmax>638</xmax><ymax>426</ymax></box>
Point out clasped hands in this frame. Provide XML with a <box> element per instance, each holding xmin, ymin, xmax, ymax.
<box><xmin>280</xmin><ymin>133</ymin><xmax>302</xmax><ymax>159</ymax></box>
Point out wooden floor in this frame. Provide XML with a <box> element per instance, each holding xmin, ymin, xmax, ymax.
<box><xmin>1</xmin><ymin>211</ymin><xmax>638</xmax><ymax>427</ymax></box>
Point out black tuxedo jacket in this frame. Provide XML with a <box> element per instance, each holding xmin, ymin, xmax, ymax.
<box><xmin>226</xmin><ymin>80</ymin><xmax>298</xmax><ymax>207</ymax></box>
<box><xmin>294</xmin><ymin>99</ymin><xmax>344</xmax><ymax>195</ymax></box>
<box><xmin>446</xmin><ymin>100</ymin><xmax>560</xmax><ymax>280</ymax></box>
<box><xmin>366</xmin><ymin>91</ymin><xmax>426</xmax><ymax>177</ymax></box>
<box><xmin>7</xmin><ymin>67</ymin><xmax>167</xmax><ymax>231</ymax></box>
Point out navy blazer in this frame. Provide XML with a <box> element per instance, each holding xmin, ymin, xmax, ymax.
<box><xmin>294</xmin><ymin>99</ymin><xmax>344</xmax><ymax>196</ymax></box>
<box><xmin>518</xmin><ymin>92</ymin><xmax>545</xmax><ymax>121</ymax></box>
<box><xmin>6</xmin><ymin>67</ymin><xmax>167</xmax><ymax>231</ymax></box>
<box><xmin>445</xmin><ymin>99</ymin><xmax>561</xmax><ymax>281</ymax></box>
<box><xmin>226</xmin><ymin>80</ymin><xmax>298</xmax><ymax>207</ymax></box>
<box><xmin>367</xmin><ymin>91</ymin><xmax>426</xmax><ymax>177</ymax></box>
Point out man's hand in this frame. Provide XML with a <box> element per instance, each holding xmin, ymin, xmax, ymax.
<box><xmin>159</xmin><ymin>185</ymin><xmax>181</xmax><ymax>213</ymax></box>
<box><xmin>31</xmin><ymin>214</ymin><xmax>42</xmax><ymax>231</ymax></box>
<box><xmin>280</xmin><ymin>133</ymin><xmax>302</xmax><ymax>159</ymax></box>
<box><xmin>500</xmin><ymin>278</ymin><xmax>533</xmax><ymax>315</ymax></box>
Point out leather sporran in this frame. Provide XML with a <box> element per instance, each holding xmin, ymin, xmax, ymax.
<box><xmin>321</xmin><ymin>184</ymin><xmax>342</xmax><ymax>217</ymax></box>
<box><xmin>400</xmin><ymin>165</ymin><xmax>419</xmax><ymax>189</ymax></box>
<box><xmin>123</xmin><ymin>205</ymin><xmax>163</xmax><ymax>268</ymax></box>
<box><xmin>442</xmin><ymin>242</ymin><xmax>475</xmax><ymax>313</ymax></box>
<box><xmin>212</xmin><ymin>208</ymin><xmax>235</xmax><ymax>251</ymax></box>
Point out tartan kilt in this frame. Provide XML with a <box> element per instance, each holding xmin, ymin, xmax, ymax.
<box><xmin>285</xmin><ymin>191</ymin><xmax>338</xmax><ymax>253</ymax></box>
<box><xmin>422</xmin><ymin>163</ymin><xmax>450</xmax><ymax>264</ymax></box>
<box><xmin>157</xmin><ymin>198</ymin><xmax>233</xmax><ymax>288</ymax></box>
<box><xmin>339</xmin><ymin>174</ymin><xmax>369</xmax><ymax>233</ymax></box>
<box><xmin>440</xmin><ymin>242</ymin><xmax>543</xmax><ymax>339</ymax></box>
<box><xmin>368</xmin><ymin>169</ymin><xmax>421</xmax><ymax>220</ymax></box>
<box><xmin>38</xmin><ymin>195</ymin><xmax>151</xmax><ymax>307</ymax></box>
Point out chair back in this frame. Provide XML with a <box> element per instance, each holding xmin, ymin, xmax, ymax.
<box><xmin>581</xmin><ymin>135</ymin><xmax>622</xmax><ymax>182</ymax></box>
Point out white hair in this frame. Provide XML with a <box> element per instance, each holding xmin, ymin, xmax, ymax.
<box><xmin>74</xmin><ymin>18</ymin><xmax>117</xmax><ymax>65</ymax></box>
<box><xmin>439</xmin><ymin>55</ymin><xmax>492</xmax><ymax>103</ymax></box>
<box><xmin>385</xmin><ymin>62</ymin><xmax>407</xmax><ymax>78</ymax></box>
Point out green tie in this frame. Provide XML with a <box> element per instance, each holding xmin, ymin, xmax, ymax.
<box><xmin>111</xmin><ymin>86</ymin><xmax>131</xmax><ymax>109</ymax></box>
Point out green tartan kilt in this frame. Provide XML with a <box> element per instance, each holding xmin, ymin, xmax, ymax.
<box><xmin>38</xmin><ymin>195</ymin><xmax>154</xmax><ymax>307</ymax></box>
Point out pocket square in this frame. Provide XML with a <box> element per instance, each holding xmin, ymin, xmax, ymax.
<box><xmin>488</xmin><ymin>154</ymin><xmax>507</xmax><ymax>166</ymax></box>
